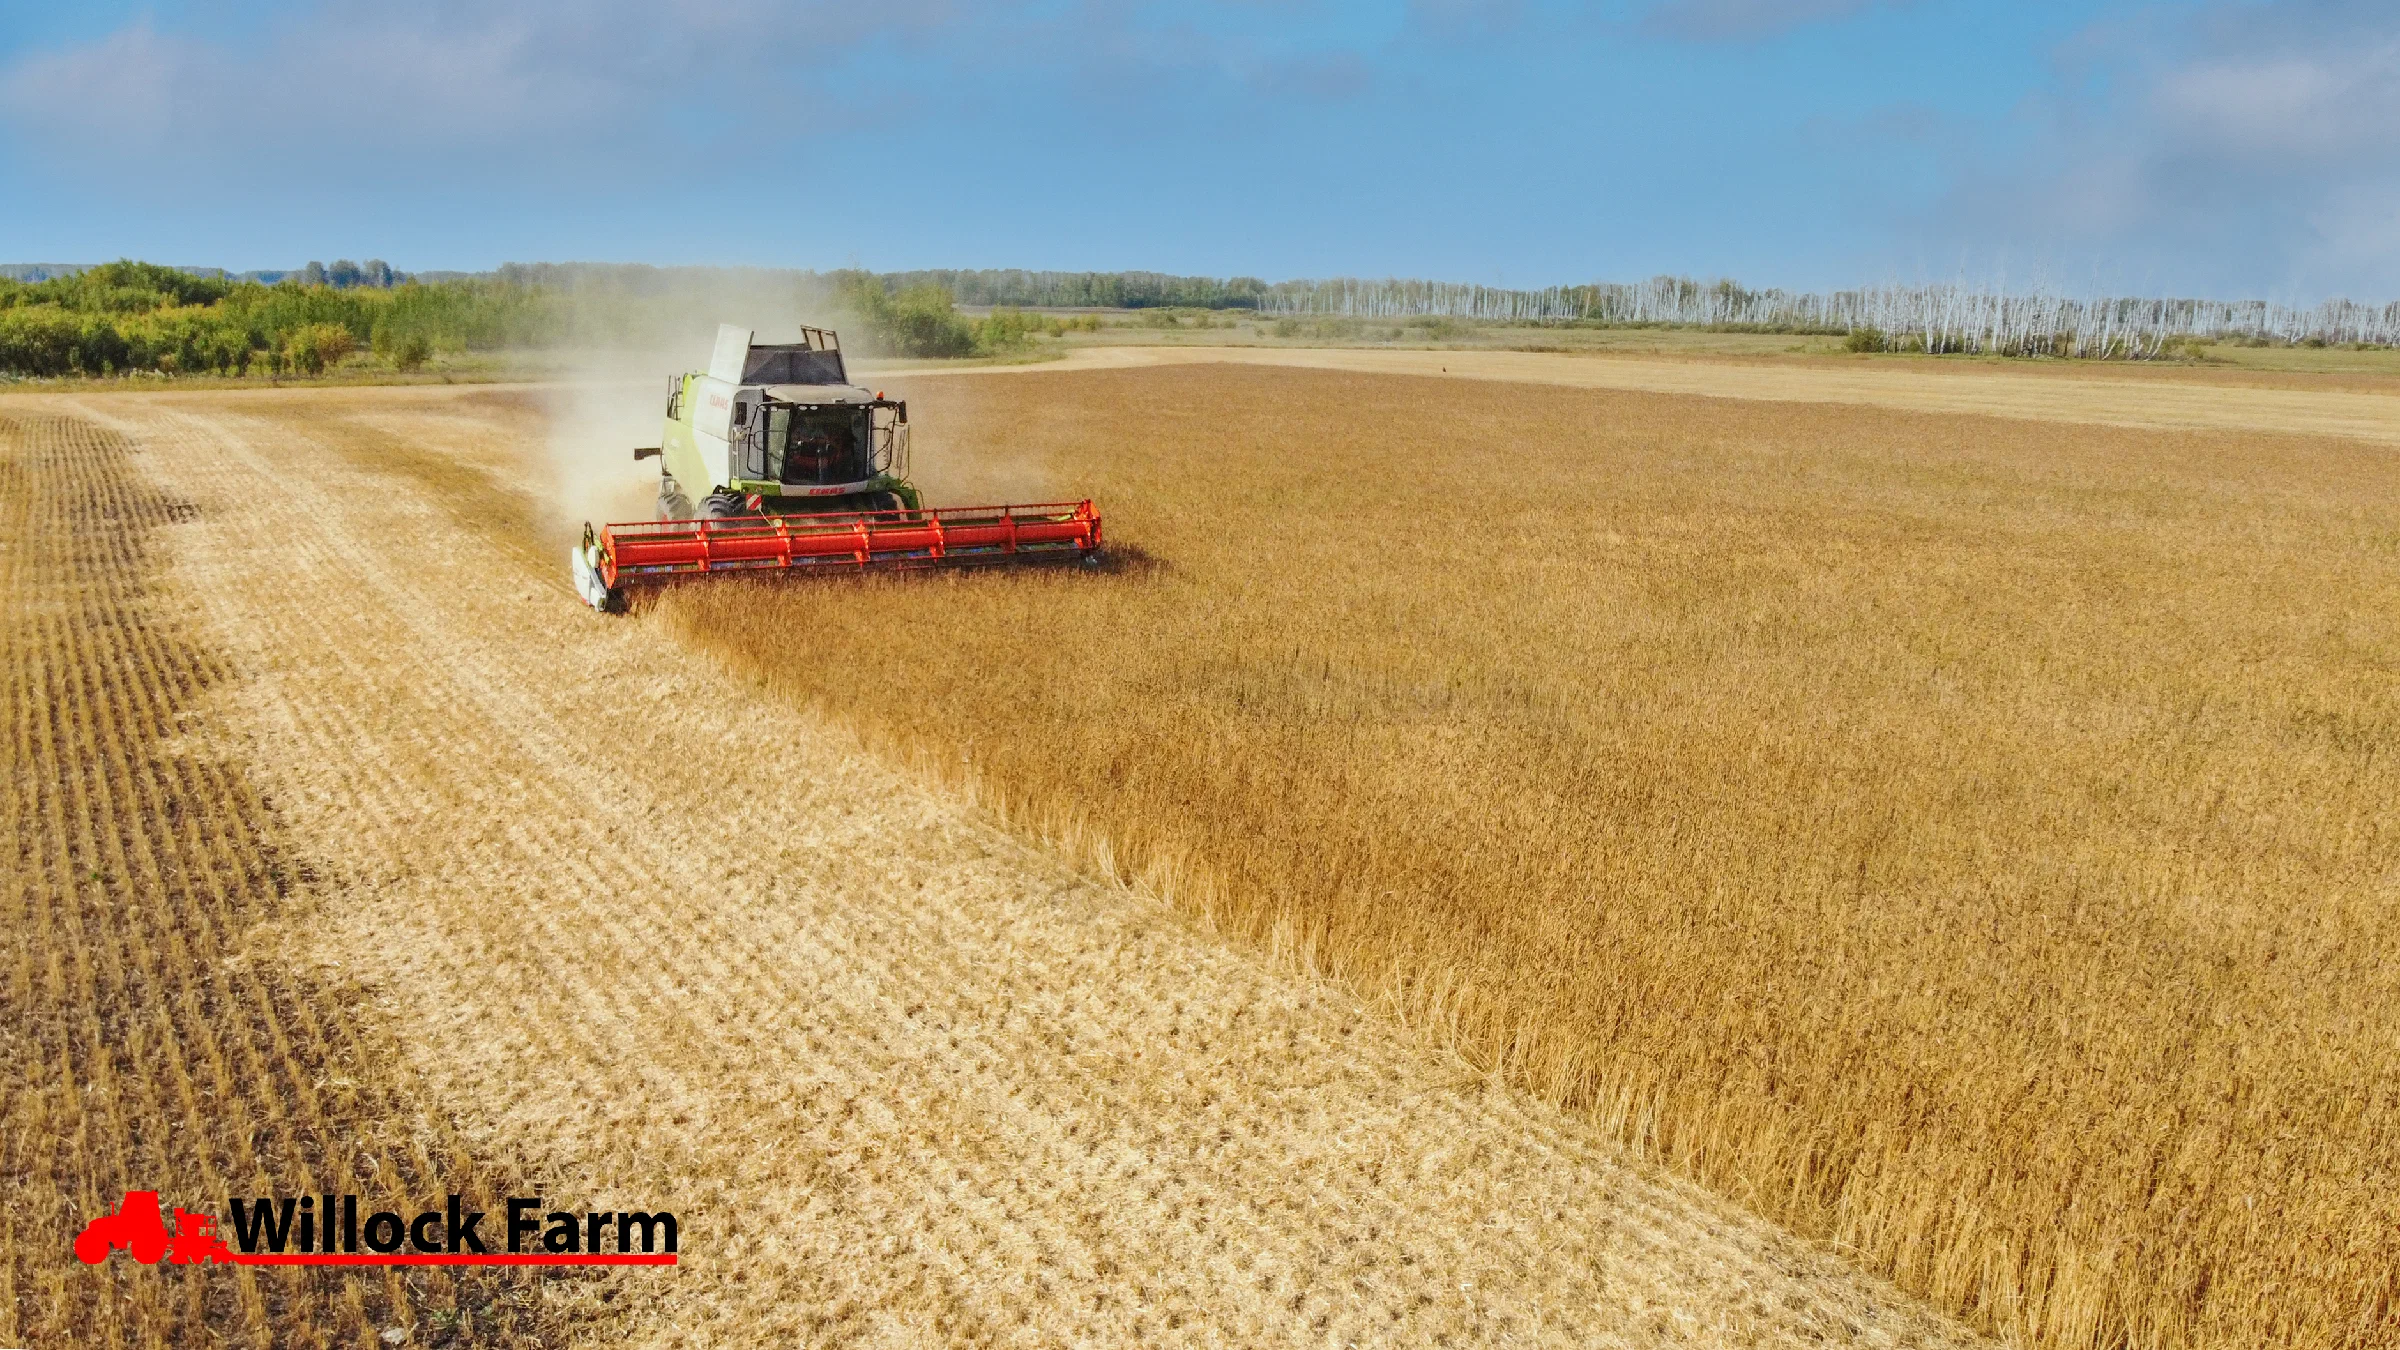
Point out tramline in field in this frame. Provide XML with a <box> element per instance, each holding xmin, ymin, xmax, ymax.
<box><xmin>571</xmin><ymin>323</ymin><xmax>1102</xmax><ymax>610</ymax></box>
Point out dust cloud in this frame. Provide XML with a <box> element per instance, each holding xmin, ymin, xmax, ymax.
<box><xmin>861</xmin><ymin>367</ymin><xmax>1074</xmax><ymax>508</ymax></box>
<box><xmin>534</xmin><ymin>272</ymin><xmax>849</xmax><ymax>530</ymax></box>
<box><xmin>539</xmin><ymin>355</ymin><xmax>670</xmax><ymax>531</ymax></box>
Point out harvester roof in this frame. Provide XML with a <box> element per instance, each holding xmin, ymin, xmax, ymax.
<box><xmin>759</xmin><ymin>383</ymin><xmax>880</xmax><ymax>405</ymax></box>
<box><xmin>707</xmin><ymin>323</ymin><xmax>847</xmax><ymax>388</ymax></box>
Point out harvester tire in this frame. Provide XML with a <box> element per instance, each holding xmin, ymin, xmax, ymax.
<box><xmin>703</xmin><ymin>491</ymin><xmax>749</xmax><ymax>519</ymax></box>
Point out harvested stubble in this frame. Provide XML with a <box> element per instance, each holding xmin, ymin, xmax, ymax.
<box><xmin>663</xmin><ymin>364</ymin><xmax>2400</xmax><ymax>1350</ymax></box>
<box><xmin>0</xmin><ymin>410</ymin><xmax>572</xmax><ymax>1348</ymax></box>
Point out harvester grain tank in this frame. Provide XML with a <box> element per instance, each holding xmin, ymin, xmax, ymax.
<box><xmin>572</xmin><ymin>324</ymin><xmax>1101</xmax><ymax>610</ymax></box>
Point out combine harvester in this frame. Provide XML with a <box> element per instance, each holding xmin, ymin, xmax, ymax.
<box><xmin>572</xmin><ymin>324</ymin><xmax>1101</xmax><ymax>610</ymax></box>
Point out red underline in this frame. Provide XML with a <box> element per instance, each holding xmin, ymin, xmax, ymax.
<box><xmin>230</xmin><ymin>1254</ymin><xmax>676</xmax><ymax>1266</ymax></box>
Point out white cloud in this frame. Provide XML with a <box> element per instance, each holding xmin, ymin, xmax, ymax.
<box><xmin>2</xmin><ymin>22</ymin><xmax>210</xmax><ymax>151</ymax></box>
<box><xmin>0</xmin><ymin>0</ymin><xmax>1384</xmax><ymax>189</ymax></box>
<box><xmin>2147</xmin><ymin>43</ymin><xmax>2400</xmax><ymax>163</ymax></box>
<box><xmin>1641</xmin><ymin>0</ymin><xmax>1897</xmax><ymax>42</ymax></box>
<box><xmin>0</xmin><ymin>1</ymin><xmax>964</xmax><ymax>173</ymax></box>
<box><xmin>1931</xmin><ymin>1</ymin><xmax>2400</xmax><ymax>299</ymax></box>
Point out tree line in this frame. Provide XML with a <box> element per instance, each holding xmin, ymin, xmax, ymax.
<box><xmin>877</xmin><ymin>269</ymin><xmax>1268</xmax><ymax>310</ymax></box>
<box><xmin>0</xmin><ymin>261</ymin><xmax>1090</xmax><ymax>375</ymax></box>
<box><xmin>0</xmin><ymin>261</ymin><xmax>556</xmax><ymax>377</ymax></box>
<box><xmin>1259</xmin><ymin>275</ymin><xmax>2400</xmax><ymax>355</ymax></box>
<box><xmin>12</xmin><ymin>259</ymin><xmax>2391</xmax><ymax>378</ymax></box>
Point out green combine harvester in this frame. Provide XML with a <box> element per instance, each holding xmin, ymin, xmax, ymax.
<box><xmin>573</xmin><ymin>324</ymin><xmax>1102</xmax><ymax>611</ymax></box>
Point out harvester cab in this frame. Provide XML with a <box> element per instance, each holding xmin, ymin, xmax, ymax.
<box><xmin>646</xmin><ymin>324</ymin><xmax>919</xmax><ymax>521</ymax></box>
<box><xmin>572</xmin><ymin>324</ymin><xmax>1101</xmax><ymax>611</ymax></box>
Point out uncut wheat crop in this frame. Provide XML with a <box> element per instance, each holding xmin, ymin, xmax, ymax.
<box><xmin>661</xmin><ymin>363</ymin><xmax>2400</xmax><ymax>1350</ymax></box>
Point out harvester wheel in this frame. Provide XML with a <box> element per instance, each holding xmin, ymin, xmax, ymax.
<box><xmin>702</xmin><ymin>490</ymin><xmax>749</xmax><ymax>519</ymax></box>
<box><xmin>657</xmin><ymin>479</ymin><xmax>695</xmax><ymax>521</ymax></box>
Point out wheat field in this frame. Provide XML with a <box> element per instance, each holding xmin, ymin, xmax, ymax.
<box><xmin>1</xmin><ymin>382</ymin><xmax>1984</xmax><ymax>1346</ymax></box>
<box><xmin>9</xmin><ymin>356</ymin><xmax>2393</xmax><ymax>1349</ymax></box>
<box><xmin>659</xmin><ymin>361</ymin><xmax>2400</xmax><ymax>1350</ymax></box>
<box><xmin>987</xmin><ymin>344</ymin><xmax>2400</xmax><ymax>444</ymax></box>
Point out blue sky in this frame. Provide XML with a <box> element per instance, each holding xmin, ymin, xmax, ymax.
<box><xmin>3</xmin><ymin>1</ymin><xmax>2395</xmax><ymax>301</ymax></box>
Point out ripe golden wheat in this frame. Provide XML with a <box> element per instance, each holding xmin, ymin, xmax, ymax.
<box><xmin>662</xmin><ymin>364</ymin><xmax>2400</xmax><ymax>1350</ymax></box>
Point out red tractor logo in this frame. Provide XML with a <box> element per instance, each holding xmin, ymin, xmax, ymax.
<box><xmin>75</xmin><ymin>1191</ymin><xmax>167</xmax><ymax>1265</ymax></box>
<box><xmin>74</xmin><ymin>1191</ymin><xmax>233</xmax><ymax>1266</ymax></box>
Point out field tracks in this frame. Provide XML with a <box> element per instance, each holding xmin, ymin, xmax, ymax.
<box><xmin>0</xmin><ymin>406</ymin><xmax>572</xmax><ymax>1348</ymax></box>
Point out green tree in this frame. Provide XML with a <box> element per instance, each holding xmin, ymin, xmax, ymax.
<box><xmin>282</xmin><ymin>322</ymin><xmax>356</xmax><ymax>375</ymax></box>
<box><xmin>0</xmin><ymin>307</ymin><xmax>82</xmax><ymax>375</ymax></box>
<box><xmin>973</xmin><ymin>307</ymin><xmax>1041</xmax><ymax>351</ymax></box>
<box><xmin>833</xmin><ymin>274</ymin><xmax>978</xmax><ymax>358</ymax></box>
